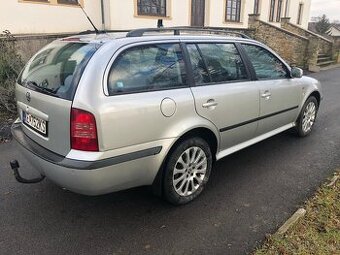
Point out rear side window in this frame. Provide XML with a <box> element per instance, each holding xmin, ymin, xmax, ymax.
<box><xmin>186</xmin><ymin>44</ymin><xmax>211</xmax><ymax>84</ymax></box>
<box><xmin>242</xmin><ymin>44</ymin><xmax>289</xmax><ymax>79</ymax></box>
<box><xmin>18</xmin><ymin>41</ymin><xmax>98</xmax><ymax>100</ymax></box>
<box><xmin>108</xmin><ymin>44</ymin><xmax>186</xmax><ymax>95</ymax></box>
<box><xmin>187</xmin><ymin>43</ymin><xmax>248</xmax><ymax>85</ymax></box>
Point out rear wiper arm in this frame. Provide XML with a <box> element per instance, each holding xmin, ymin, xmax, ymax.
<box><xmin>24</xmin><ymin>81</ymin><xmax>59</xmax><ymax>97</ymax></box>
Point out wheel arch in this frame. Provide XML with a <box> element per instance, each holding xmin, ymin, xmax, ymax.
<box><xmin>308</xmin><ymin>90</ymin><xmax>321</xmax><ymax>106</ymax></box>
<box><xmin>152</xmin><ymin>126</ymin><xmax>219</xmax><ymax>197</ymax></box>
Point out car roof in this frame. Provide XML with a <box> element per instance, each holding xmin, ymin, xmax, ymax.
<box><xmin>57</xmin><ymin>30</ymin><xmax>259</xmax><ymax>45</ymax></box>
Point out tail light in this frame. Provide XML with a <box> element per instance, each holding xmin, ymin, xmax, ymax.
<box><xmin>71</xmin><ymin>108</ymin><xmax>99</xmax><ymax>152</ymax></box>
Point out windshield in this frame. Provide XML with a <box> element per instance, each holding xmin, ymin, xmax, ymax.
<box><xmin>18</xmin><ymin>41</ymin><xmax>99</xmax><ymax>100</ymax></box>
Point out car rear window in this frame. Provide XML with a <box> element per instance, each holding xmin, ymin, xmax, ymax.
<box><xmin>18</xmin><ymin>41</ymin><xmax>99</xmax><ymax>100</ymax></box>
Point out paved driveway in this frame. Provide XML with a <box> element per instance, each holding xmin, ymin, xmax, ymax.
<box><xmin>0</xmin><ymin>68</ymin><xmax>339</xmax><ymax>255</ymax></box>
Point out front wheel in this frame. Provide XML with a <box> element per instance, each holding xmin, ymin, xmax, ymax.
<box><xmin>163</xmin><ymin>137</ymin><xmax>213</xmax><ymax>205</ymax></box>
<box><xmin>295</xmin><ymin>96</ymin><xmax>319</xmax><ymax>137</ymax></box>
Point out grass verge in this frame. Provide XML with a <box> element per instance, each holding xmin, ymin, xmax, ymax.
<box><xmin>254</xmin><ymin>171</ymin><xmax>340</xmax><ymax>255</ymax></box>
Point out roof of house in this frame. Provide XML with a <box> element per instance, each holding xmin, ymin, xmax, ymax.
<box><xmin>330</xmin><ymin>24</ymin><xmax>340</xmax><ymax>31</ymax></box>
<box><xmin>308</xmin><ymin>22</ymin><xmax>340</xmax><ymax>37</ymax></box>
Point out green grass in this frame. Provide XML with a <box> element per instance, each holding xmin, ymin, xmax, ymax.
<box><xmin>254</xmin><ymin>171</ymin><xmax>340</xmax><ymax>255</ymax></box>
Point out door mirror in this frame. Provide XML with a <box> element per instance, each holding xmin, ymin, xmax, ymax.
<box><xmin>291</xmin><ymin>67</ymin><xmax>303</xmax><ymax>78</ymax></box>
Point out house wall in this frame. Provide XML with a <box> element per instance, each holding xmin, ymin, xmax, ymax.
<box><xmin>330</xmin><ymin>26</ymin><xmax>340</xmax><ymax>37</ymax></box>
<box><xmin>0</xmin><ymin>0</ymin><xmax>312</xmax><ymax>34</ymax></box>
<box><xmin>108</xmin><ymin>0</ymin><xmax>311</xmax><ymax>30</ymax></box>
<box><xmin>109</xmin><ymin>0</ymin><xmax>191</xmax><ymax>29</ymax></box>
<box><xmin>286</xmin><ymin>0</ymin><xmax>311</xmax><ymax>29</ymax></box>
<box><xmin>0</xmin><ymin>0</ymin><xmax>102</xmax><ymax>34</ymax></box>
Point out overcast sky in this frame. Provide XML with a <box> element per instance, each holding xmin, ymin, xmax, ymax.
<box><xmin>310</xmin><ymin>0</ymin><xmax>340</xmax><ymax>21</ymax></box>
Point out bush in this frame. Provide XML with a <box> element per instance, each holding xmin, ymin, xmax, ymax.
<box><xmin>0</xmin><ymin>30</ymin><xmax>24</xmax><ymax>113</ymax></box>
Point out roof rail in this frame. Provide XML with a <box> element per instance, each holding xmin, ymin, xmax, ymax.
<box><xmin>126</xmin><ymin>27</ymin><xmax>251</xmax><ymax>39</ymax></box>
<box><xmin>78</xmin><ymin>29</ymin><xmax>131</xmax><ymax>35</ymax></box>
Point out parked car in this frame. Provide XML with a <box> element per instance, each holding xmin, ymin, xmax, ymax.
<box><xmin>11</xmin><ymin>28</ymin><xmax>322</xmax><ymax>205</ymax></box>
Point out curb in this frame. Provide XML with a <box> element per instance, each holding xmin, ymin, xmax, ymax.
<box><xmin>276</xmin><ymin>208</ymin><xmax>306</xmax><ymax>235</ymax></box>
<box><xmin>320</xmin><ymin>63</ymin><xmax>340</xmax><ymax>71</ymax></box>
<box><xmin>275</xmin><ymin>172</ymin><xmax>339</xmax><ymax>236</ymax></box>
<box><xmin>326</xmin><ymin>173</ymin><xmax>339</xmax><ymax>187</ymax></box>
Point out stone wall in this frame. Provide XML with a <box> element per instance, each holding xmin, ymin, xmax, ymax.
<box><xmin>248</xmin><ymin>15</ymin><xmax>309</xmax><ymax>68</ymax></box>
<box><xmin>6</xmin><ymin>23</ymin><xmax>336</xmax><ymax>70</ymax></box>
<box><xmin>334</xmin><ymin>37</ymin><xmax>340</xmax><ymax>64</ymax></box>
<box><xmin>10</xmin><ymin>28</ymin><xmax>256</xmax><ymax>63</ymax></box>
<box><xmin>205</xmin><ymin>27</ymin><xmax>256</xmax><ymax>38</ymax></box>
<box><xmin>10</xmin><ymin>33</ymin><xmax>75</xmax><ymax>62</ymax></box>
<box><xmin>281</xmin><ymin>18</ymin><xmax>333</xmax><ymax>56</ymax></box>
<box><xmin>334</xmin><ymin>37</ymin><xmax>340</xmax><ymax>51</ymax></box>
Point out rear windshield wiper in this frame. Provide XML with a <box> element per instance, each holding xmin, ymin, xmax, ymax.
<box><xmin>23</xmin><ymin>81</ymin><xmax>59</xmax><ymax>97</ymax></box>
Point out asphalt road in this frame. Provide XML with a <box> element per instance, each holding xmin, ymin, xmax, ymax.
<box><xmin>1</xmin><ymin>68</ymin><xmax>339</xmax><ymax>255</ymax></box>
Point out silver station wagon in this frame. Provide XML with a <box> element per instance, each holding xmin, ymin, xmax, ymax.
<box><xmin>11</xmin><ymin>28</ymin><xmax>322</xmax><ymax>205</ymax></box>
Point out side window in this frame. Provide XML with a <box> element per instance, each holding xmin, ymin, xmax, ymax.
<box><xmin>198</xmin><ymin>44</ymin><xmax>248</xmax><ymax>83</ymax></box>
<box><xmin>187</xmin><ymin>43</ymin><xmax>248</xmax><ymax>85</ymax></box>
<box><xmin>108</xmin><ymin>44</ymin><xmax>186</xmax><ymax>95</ymax></box>
<box><xmin>242</xmin><ymin>44</ymin><xmax>288</xmax><ymax>79</ymax></box>
<box><xmin>186</xmin><ymin>44</ymin><xmax>210</xmax><ymax>85</ymax></box>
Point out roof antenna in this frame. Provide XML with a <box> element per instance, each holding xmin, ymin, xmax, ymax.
<box><xmin>77</xmin><ymin>0</ymin><xmax>100</xmax><ymax>34</ymax></box>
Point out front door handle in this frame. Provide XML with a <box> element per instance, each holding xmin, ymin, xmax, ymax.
<box><xmin>202</xmin><ymin>99</ymin><xmax>218</xmax><ymax>109</ymax></box>
<box><xmin>261</xmin><ymin>91</ymin><xmax>272</xmax><ymax>100</ymax></box>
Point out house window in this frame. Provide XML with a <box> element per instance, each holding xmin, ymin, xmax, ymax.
<box><xmin>226</xmin><ymin>0</ymin><xmax>242</xmax><ymax>22</ymax></box>
<box><xmin>269</xmin><ymin>0</ymin><xmax>283</xmax><ymax>22</ymax></box>
<box><xmin>253</xmin><ymin>0</ymin><xmax>260</xmax><ymax>14</ymax></box>
<box><xmin>57</xmin><ymin>0</ymin><xmax>79</xmax><ymax>5</ymax></box>
<box><xmin>269</xmin><ymin>0</ymin><xmax>275</xmax><ymax>22</ymax></box>
<box><xmin>297</xmin><ymin>3</ymin><xmax>303</xmax><ymax>25</ymax></box>
<box><xmin>21</xmin><ymin>0</ymin><xmax>83</xmax><ymax>6</ymax></box>
<box><xmin>276</xmin><ymin>0</ymin><xmax>283</xmax><ymax>22</ymax></box>
<box><xmin>22</xmin><ymin>0</ymin><xmax>49</xmax><ymax>2</ymax></box>
<box><xmin>137</xmin><ymin>0</ymin><xmax>167</xmax><ymax>17</ymax></box>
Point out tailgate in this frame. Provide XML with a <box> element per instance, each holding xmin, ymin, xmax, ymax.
<box><xmin>15</xmin><ymin>40</ymin><xmax>99</xmax><ymax>156</ymax></box>
<box><xmin>16</xmin><ymin>84</ymin><xmax>72</xmax><ymax>156</ymax></box>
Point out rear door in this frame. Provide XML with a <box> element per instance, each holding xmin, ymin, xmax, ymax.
<box><xmin>186</xmin><ymin>42</ymin><xmax>260</xmax><ymax>151</ymax></box>
<box><xmin>99</xmin><ymin>42</ymin><xmax>195</xmax><ymax>151</ymax></box>
<box><xmin>241</xmin><ymin>43</ymin><xmax>302</xmax><ymax>135</ymax></box>
<box><xmin>16</xmin><ymin>40</ymin><xmax>98</xmax><ymax>156</ymax></box>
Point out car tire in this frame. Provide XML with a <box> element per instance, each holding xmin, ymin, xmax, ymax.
<box><xmin>295</xmin><ymin>96</ymin><xmax>319</xmax><ymax>137</ymax></box>
<box><xmin>163</xmin><ymin>137</ymin><xmax>213</xmax><ymax>205</ymax></box>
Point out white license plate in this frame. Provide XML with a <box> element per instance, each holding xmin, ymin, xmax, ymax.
<box><xmin>23</xmin><ymin>112</ymin><xmax>47</xmax><ymax>136</ymax></box>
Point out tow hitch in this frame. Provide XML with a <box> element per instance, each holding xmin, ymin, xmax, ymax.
<box><xmin>10</xmin><ymin>160</ymin><xmax>45</xmax><ymax>184</ymax></box>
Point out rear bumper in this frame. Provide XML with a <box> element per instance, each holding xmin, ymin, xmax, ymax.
<box><xmin>12</xmin><ymin>123</ymin><xmax>166</xmax><ymax>195</ymax></box>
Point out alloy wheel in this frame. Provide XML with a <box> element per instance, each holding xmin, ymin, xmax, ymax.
<box><xmin>172</xmin><ymin>146</ymin><xmax>207</xmax><ymax>197</ymax></box>
<box><xmin>302</xmin><ymin>101</ymin><xmax>317</xmax><ymax>133</ymax></box>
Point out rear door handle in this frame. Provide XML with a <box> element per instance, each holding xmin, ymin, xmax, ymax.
<box><xmin>202</xmin><ymin>99</ymin><xmax>218</xmax><ymax>108</ymax></box>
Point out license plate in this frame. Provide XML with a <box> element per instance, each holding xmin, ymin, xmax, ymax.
<box><xmin>23</xmin><ymin>111</ymin><xmax>48</xmax><ymax>136</ymax></box>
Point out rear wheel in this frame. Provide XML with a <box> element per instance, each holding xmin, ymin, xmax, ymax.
<box><xmin>295</xmin><ymin>96</ymin><xmax>319</xmax><ymax>137</ymax></box>
<box><xmin>163</xmin><ymin>137</ymin><xmax>212</xmax><ymax>205</ymax></box>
